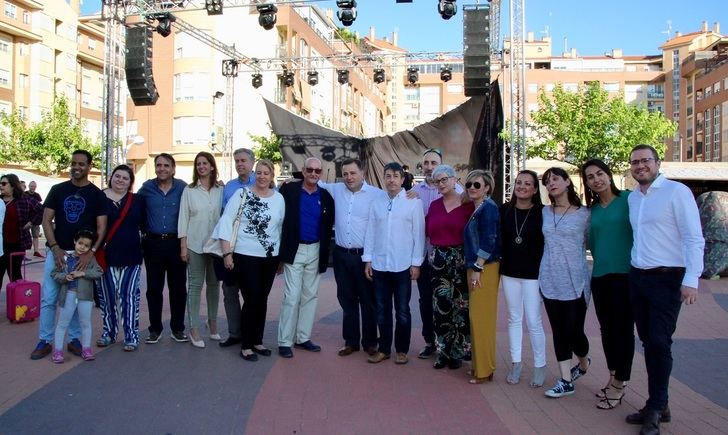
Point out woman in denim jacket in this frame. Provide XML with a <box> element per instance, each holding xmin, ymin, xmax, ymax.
<box><xmin>463</xmin><ymin>170</ymin><xmax>502</xmax><ymax>384</ymax></box>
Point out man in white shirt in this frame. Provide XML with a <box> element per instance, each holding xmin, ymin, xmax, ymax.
<box><xmin>625</xmin><ymin>144</ymin><xmax>704</xmax><ymax>435</ymax></box>
<box><xmin>320</xmin><ymin>158</ymin><xmax>387</xmax><ymax>357</ymax></box>
<box><xmin>363</xmin><ymin>162</ymin><xmax>425</xmax><ymax>365</ymax></box>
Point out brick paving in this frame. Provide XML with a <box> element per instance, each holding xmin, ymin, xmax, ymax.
<box><xmin>0</xmin><ymin>258</ymin><xmax>727</xmax><ymax>434</ymax></box>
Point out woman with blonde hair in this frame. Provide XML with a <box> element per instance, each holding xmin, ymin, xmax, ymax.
<box><xmin>462</xmin><ymin>169</ymin><xmax>501</xmax><ymax>384</ymax></box>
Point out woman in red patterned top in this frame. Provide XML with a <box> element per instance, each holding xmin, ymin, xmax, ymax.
<box><xmin>425</xmin><ymin>164</ymin><xmax>475</xmax><ymax>370</ymax></box>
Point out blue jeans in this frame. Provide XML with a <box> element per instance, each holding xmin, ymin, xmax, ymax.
<box><xmin>40</xmin><ymin>247</ymin><xmax>80</xmax><ymax>342</ymax></box>
<box><xmin>373</xmin><ymin>269</ymin><xmax>412</xmax><ymax>354</ymax></box>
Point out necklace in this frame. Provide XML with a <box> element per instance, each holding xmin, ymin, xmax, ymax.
<box><xmin>513</xmin><ymin>206</ymin><xmax>532</xmax><ymax>244</ymax></box>
<box><xmin>552</xmin><ymin>205</ymin><xmax>572</xmax><ymax>228</ymax></box>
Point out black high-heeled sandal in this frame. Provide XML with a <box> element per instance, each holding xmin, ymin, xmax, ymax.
<box><xmin>596</xmin><ymin>383</ymin><xmax>625</xmax><ymax>409</ymax></box>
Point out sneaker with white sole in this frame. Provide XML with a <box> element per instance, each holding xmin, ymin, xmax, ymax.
<box><xmin>171</xmin><ymin>331</ymin><xmax>190</xmax><ymax>343</ymax></box>
<box><xmin>145</xmin><ymin>332</ymin><xmax>161</xmax><ymax>344</ymax></box>
<box><xmin>545</xmin><ymin>379</ymin><xmax>575</xmax><ymax>398</ymax></box>
<box><xmin>570</xmin><ymin>357</ymin><xmax>591</xmax><ymax>382</ymax></box>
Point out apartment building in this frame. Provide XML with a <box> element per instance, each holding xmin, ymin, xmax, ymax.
<box><xmin>125</xmin><ymin>4</ymin><xmax>388</xmax><ymax>182</ymax></box>
<box><xmin>0</xmin><ymin>0</ymin><xmax>107</xmax><ymax>151</ymax></box>
<box><xmin>677</xmin><ymin>32</ymin><xmax>728</xmax><ymax>162</ymax></box>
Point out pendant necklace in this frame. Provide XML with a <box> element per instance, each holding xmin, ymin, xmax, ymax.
<box><xmin>514</xmin><ymin>206</ymin><xmax>532</xmax><ymax>244</ymax></box>
<box><xmin>553</xmin><ymin>204</ymin><xmax>572</xmax><ymax>228</ymax></box>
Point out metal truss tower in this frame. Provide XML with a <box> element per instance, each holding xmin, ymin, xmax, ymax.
<box><xmin>100</xmin><ymin>1</ymin><xmax>127</xmax><ymax>179</ymax></box>
<box><xmin>506</xmin><ymin>0</ymin><xmax>526</xmax><ymax>200</ymax></box>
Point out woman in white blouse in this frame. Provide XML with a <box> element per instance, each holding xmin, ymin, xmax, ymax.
<box><xmin>178</xmin><ymin>152</ymin><xmax>224</xmax><ymax>348</ymax></box>
<box><xmin>219</xmin><ymin>159</ymin><xmax>285</xmax><ymax>362</ymax></box>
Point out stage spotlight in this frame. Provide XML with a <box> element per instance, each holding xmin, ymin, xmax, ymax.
<box><xmin>257</xmin><ymin>3</ymin><xmax>278</xmax><ymax>30</ymax></box>
<box><xmin>373</xmin><ymin>68</ymin><xmax>385</xmax><ymax>84</ymax></box>
<box><xmin>307</xmin><ymin>71</ymin><xmax>319</xmax><ymax>86</ymax></box>
<box><xmin>407</xmin><ymin>66</ymin><xmax>419</xmax><ymax>84</ymax></box>
<box><xmin>281</xmin><ymin>70</ymin><xmax>295</xmax><ymax>87</ymax></box>
<box><xmin>437</xmin><ymin>0</ymin><xmax>457</xmax><ymax>20</ymax></box>
<box><xmin>252</xmin><ymin>73</ymin><xmax>263</xmax><ymax>89</ymax></box>
<box><xmin>337</xmin><ymin>69</ymin><xmax>349</xmax><ymax>85</ymax></box>
<box><xmin>155</xmin><ymin>13</ymin><xmax>175</xmax><ymax>37</ymax></box>
<box><xmin>205</xmin><ymin>0</ymin><xmax>223</xmax><ymax>15</ymax></box>
<box><xmin>440</xmin><ymin>65</ymin><xmax>452</xmax><ymax>82</ymax></box>
<box><xmin>336</xmin><ymin>0</ymin><xmax>357</xmax><ymax>27</ymax></box>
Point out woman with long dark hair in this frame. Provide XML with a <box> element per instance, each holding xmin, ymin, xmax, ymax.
<box><xmin>96</xmin><ymin>165</ymin><xmax>146</xmax><ymax>351</ymax></box>
<box><xmin>581</xmin><ymin>158</ymin><xmax>634</xmax><ymax>409</ymax></box>
<box><xmin>426</xmin><ymin>164</ymin><xmax>475</xmax><ymax>370</ymax></box>
<box><xmin>179</xmin><ymin>151</ymin><xmax>223</xmax><ymax>348</ymax></box>
<box><xmin>0</xmin><ymin>173</ymin><xmax>43</xmax><ymax>287</ymax></box>
<box><xmin>539</xmin><ymin>167</ymin><xmax>591</xmax><ymax>399</ymax></box>
<box><xmin>500</xmin><ymin>170</ymin><xmax>547</xmax><ymax>387</ymax></box>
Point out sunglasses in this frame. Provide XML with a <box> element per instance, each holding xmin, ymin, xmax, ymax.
<box><xmin>465</xmin><ymin>181</ymin><xmax>482</xmax><ymax>189</ymax></box>
<box><xmin>305</xmin><ymin>167</ymin><xmax>323</xmax><ymax>174</ymax></box>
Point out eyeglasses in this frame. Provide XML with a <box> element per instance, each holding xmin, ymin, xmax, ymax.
<box><xmin>423</xmin><ymin>148</ymin><xmax>442</xmax><ymax>158</ymax></box>
<box><xmin>630</xmin><ymin>157</ymin><xmax>655</xmax><ymax>166</ymax></box>
<box><xmin>434</xmin><ymin>176</ymin><xmax>452</xmax><ymax>185</ymax></box>
<box><xmin>305</xmin><ymin>167</ymin><xmax>322</xmax><ymax>174</ymax></box>
<box><xmin>0</xmin><ymin>181</ymin><xmax>8</xmax><ymax>186</ymax></box>
<box><xmin>465</xmin><ymin>181</ymin><xmax>482</xmax><ymax>189</ymax></box>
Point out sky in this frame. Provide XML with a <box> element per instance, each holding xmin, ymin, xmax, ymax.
<box><xmin>81</xmin><ymin>0</ymin><xmax>728</xmax><ymax>56</ymax></box>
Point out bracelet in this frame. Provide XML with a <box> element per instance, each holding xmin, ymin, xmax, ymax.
<box><xmin>223</xmin><ymin>252</ymin><xmax>233</xmax><ymax>258</ymax></box>
<box><xmin>49</xmin><ymin>243</ymin><xmax>58</xmax><ymax>249</ymax></box>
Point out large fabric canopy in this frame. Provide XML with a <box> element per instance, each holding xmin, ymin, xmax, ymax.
<box><xmin>265</xmin><ymin>79</ymin><xmax>505</xmax><ymax>201</ymax></box>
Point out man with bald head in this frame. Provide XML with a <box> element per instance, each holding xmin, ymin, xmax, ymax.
<box><xmin>276</xmin><ymin>157</ymin><xmax>335</xmax><ymax>358</ymax></box>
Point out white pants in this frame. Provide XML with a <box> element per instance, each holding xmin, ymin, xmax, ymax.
<box><xmin>54</xmin><ymin>291</ymin><xmax>93</xmax><ymax>350</ymax></box>
<box><xmin>501</xmin><ymin>275</ymin><xmax>546</xmax><ymax>367</ymax></box>
<box><xmin>278</xmin><ymin>243</ymin><xmax>321</xmax><ymax>347</ymax></box>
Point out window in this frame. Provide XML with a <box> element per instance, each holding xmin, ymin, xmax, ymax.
<box><xmin>603</xmin><ymin>82</ymin><xmax>620</xmax><ymax>92</ymax></box>
<box><xmin>39</xmin><ymin>45</ymin><xmax>52</xmax><ymax>62</ymax></box>
<box><xmin>715</xmin><ymin>81</ymin><xmax>722</xmax><ymax>93</ymax></box>
<box><xmin>18</xmin><ymin>42</ymin><xmax>28</xmax><ymax>56</ymax></box>
<box><xmin>39</xmin><ymin>76</ymin><xmax>51</xmax><ymax>93</ymax></box>
<box><xmin>174</xmin><ymin>32</ymin><xmax>210</xmax><ymax>59</ymax></box>
<box><xmin>545</xmin><ymin>83</ymin><xmax>555</xmax><ymax>92</ymax></box>
<box><xmin>173</xmin><ymin>72</ymin><xmax>211</xmax><ymax>101</ymax></box>
<box><xmin>4</xmin><ymin>4</ymin><xmax>16</xmax><ymax>19</ymax></box>
<box><xmin>23</xmin><ymin>11</ymin><xmax>29</xmax><ymax>24</ymax></box>
<box><xmin>127</xmin><ymin>120</ymin><xmax>138</xmax><ymax>136</ymax></box>
<box><xmin>173</xmin><ymin>116</ymin><xmax>210</xmax><ymax>145</ymax></box>
<box><xmin>18</xmin><ymin>106</ymin><xmax>27</xmax><ymax>120</ymax></box>
<box><xmin>18</xmin><ymin>73</ymin><xmax>28</xmax><ymax>88</ymax></box>
<box><xmin>0</xmin><ymin>69</ymin><xmax>9</xmax><ymax>86</ymax></box>
<box><xmin>82</xmin><ymin>92</ymin><xmax>90</xmax><ymax>106</ymax></box>
<box><xmin>527</xmin><ymin>83</ymin><xmax>538</xmax><ymax>93</ymax></box>
<box><xmin>0</xmin><ymin>41</ymin><xmax>8</xmax><ymax>53</ymax></box>
<box><xmin>705</xmin><ymin>87</ymin><xmax>712</xmax><ymax>98</ymax></box>
<box><xmin>66</xmin><ymin>53</ymin><xmax>75</xmax><ymax>70</ymax></box>
<box><xmin>564</xmin><ymin>83</ymin><xmax>578</xmax><ymax>92</ymax></box>
<box><xmin>0</xmin><ymin>101</ymin><xmax>10</xmax><ymax>115</ymax></box>
<box><xmin>447</xmin><ymin>84</ymin><xmax>462</xmax><ymax>94</ymax></box>
<box><xmin>88</xmin><ymin>39</ymin><xmax>96</xmax><ymax>50</ymax></box>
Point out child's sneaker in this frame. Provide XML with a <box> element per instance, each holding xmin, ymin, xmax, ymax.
<box><xmin>81</xmin><ymin>347</ymin><xmax>95</xmax><ymax>361</ymax></box>
<box><xmin>51</xmin><ymin>349</ymin><xmax>64</xmax><ymax>364</ymax></box>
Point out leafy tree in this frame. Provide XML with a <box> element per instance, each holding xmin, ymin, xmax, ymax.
<box><xmin>508</xmin><ymin>82</ymin><xmax>676</xmax><ymax>171</ymax></box>
<box><xmin>335</xmin><ymin>28</ymin><xmax>360</xmax><ymax>46</ymax></box>
<box><xmin>249</xmin><ymin>128</ymin><xmax>282</xmax><ymax>163</ymax></box>
<box><xmin>0</xmin><ymin>95</ymin><xmax>100</xmax><ymax>175</ymax></box>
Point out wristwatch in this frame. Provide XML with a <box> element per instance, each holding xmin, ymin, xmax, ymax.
<box><xmin>472</xmin><ymin>263</ymin><xmax>484</xmax><ymax>272</ymax></box>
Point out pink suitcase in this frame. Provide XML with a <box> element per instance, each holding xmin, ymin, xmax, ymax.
<box><xmin>6</xmin><ymin>252</ymin><xmax>40</xmax><ymax>323</ymax></box>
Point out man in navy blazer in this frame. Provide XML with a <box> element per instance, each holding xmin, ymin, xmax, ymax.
<box><xmin>276</xmin><ymin>157</ymin><xmax>335</xmax><ymax>358</ymax></box>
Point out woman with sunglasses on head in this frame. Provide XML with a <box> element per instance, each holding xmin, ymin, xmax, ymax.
<box><xmin>462</xmin><ymin>170</ymin><xmax>501</xmax><ymax>384</ymax></box>
<box><xmin>581</xmin><ymin>158</ymin><xmax>634</xmax><ymax>409</ymax></box>
<box><xmin>539</xmin><ymin>167</ymin><xmax>591</xmax><ymax>399</ymax></box>
<box><xmin>500</xmin><ymin>170</ymin><xmax>547</xmax><ymax>387</ymax></box>
<box><xmin>425</xmin><ymin>164</ymin><xmax>475</xmax><ymax>370</ymax></box>
<box><xmin>0</xmin><ymin>173</ymin><xmax>43</xmax><ymax>288</ymax></box>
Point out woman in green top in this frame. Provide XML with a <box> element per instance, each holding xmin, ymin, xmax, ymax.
<box><xmin>581</xmin><ymin>159</ymin><xmax>635</xmax><ymax>410</ymax></box>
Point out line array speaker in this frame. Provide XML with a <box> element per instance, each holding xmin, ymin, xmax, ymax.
<box><xmin>125</xmin><ymin>26</ymin><xmax>159</xmax><ymax>106</ymax></box>
<box><xmin>463</xmin><ymin>7</ymin><xmax>491</xmax><ymax>96</ymax></box>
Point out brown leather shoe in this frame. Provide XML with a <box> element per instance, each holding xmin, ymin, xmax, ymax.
<box><xmin>367</xmin><ymin>351</ymin><xmax>390</xmax><ymax>363</ymax></box>
<box><xmin>337</xmin><ymin>346</ymin><xmax>359</xmax><ymax>356</ymax></box>
<box><xmin>365</xmin><ymin>346</ymin><xmax>378</xmax><ymax>356</ymax></box>
<box><xmin>30</xmin><ymin>341</ymin><xmax>52</xmax><ymax>360</ymax></box>
<box><xmin>395</xmin><ymin>352</ymin><xmax>408</xmax><ymax>365</ymax></box>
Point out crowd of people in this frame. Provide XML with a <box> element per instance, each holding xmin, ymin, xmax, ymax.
<box><xmin>0</xmin><ymin>142</ymin><xmax>705</xmax><ymax>435</ymax></box>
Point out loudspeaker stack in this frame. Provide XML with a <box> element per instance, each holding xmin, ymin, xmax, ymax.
<box><xmin>125</xmin><ymin>26</ymin><xmax>159</xmax><ymax>106</ymax></box>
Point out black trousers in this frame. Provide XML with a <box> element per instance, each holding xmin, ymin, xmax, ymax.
<box><xmin>333</xmin><ymin>246</ymin><xmax>377</xmax><ymax>349</ymax></box>
<box><xmin>143</xmin><ymin>237</ymin><xmax>187</xmax><ymax>334</ymax></box>
<box><xmin>592</xmin><ymin>273</ymin><xmax>635</xmax><ymax>381</ymax></box>
<box><xmin>542</xmin><ymin>294</ymin><xmax>589</xmax><ymax>363</ymax></box>
<box><xmin>630</xmin><ymin>266</ymin><xmax>684</xmax><ymax>412</ymax></box>
<box><xmin>415</xmin><ymin>259</ymin><xmax>435</xmax><ymax>345</ymax></box>
<box><xmin>234</xmin><ymin>254</ymin><xmax>279</xmax><ymax>349</ymax></box>
<box><xmin>0</xmin><ymin>242</ymin><xmax>23</xmax><ymax>288</ymax></box>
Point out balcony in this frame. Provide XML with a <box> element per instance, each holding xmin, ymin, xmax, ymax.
<box><xmin>647</xmin><ymin>90</ymin><xmax>664</xmax><ymax>99</ymax></box>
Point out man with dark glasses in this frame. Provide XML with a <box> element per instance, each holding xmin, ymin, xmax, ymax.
<box><xmin>276</xmin><ymin>157</ymin><xmax>335</xmax><ymax>358</ymax></box>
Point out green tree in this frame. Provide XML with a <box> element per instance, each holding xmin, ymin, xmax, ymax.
<box><xmin>511</xmin><ymin>82</ymin><xmax>676</xmax><ymax>171</ymax></box>
<box><xmin>0</xmin><ymin>95</ymin><xmax>100</xmax><ymax>175</ymax></box>
<box><xmin>335</xmin><ymin>27</ymin><xmax>360</xmax><ymax>46</ymax></box>
<box><xmin>249</xmin><ymin>129</ymin><xmax>282</xmax><ymax>163</ymax></box>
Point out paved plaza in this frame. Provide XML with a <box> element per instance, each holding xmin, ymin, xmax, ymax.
<box><xmin>1</xmin><ymin>258</ymin><xmax>727</xmax><ymax>434</ymax></box>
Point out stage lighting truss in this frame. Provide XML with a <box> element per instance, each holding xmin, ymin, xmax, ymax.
<box><xmin>336</xmin><ymin>0</ymin><xmax>357</xmax><ymax>27</ymax></box>
<box><xmin>337</xmin><ymin>69</ymin><xmax>349</xmax><ymax>85</ymax></box>
<box><xmin>373</xmin><ymin>68</ymin><xmax>386</xmax><ymax>84</ymax></box>
<box><xmin>222</xmin><ymin>59</ymin><xmax>239</xmax><ymax>77</ymax></box>
<box><xmin>438</xmin><ymin>0</ymin><xmax>457</xmax><ymax>20</ymax></box>
<box><xmin>205</xmin><ymin>0</ymin><xmax>222</xmax><ymax>16</ymax></box>
<box><xmin>440</xmin><ymin>65</ymin><xmax>452</xmax><ymax>82</ymax></box>
<box><xmin>407</xmin><ymin>66</ymin><xmax>419</xmax><ymax>84</ymax></box>
<box><xmin>307</xmin><ymin>70</ymin><xmax>319</xmax><ymax>86</ymax></box>
<box><xmin>252</xmin><ymin>73</ymin><xmax>263</xmax><ymax>88</ymax></box>
<box><xmin>257</xmin><ymin>3</ymin><xmax>278</xmax><ymax>30</ymax></box>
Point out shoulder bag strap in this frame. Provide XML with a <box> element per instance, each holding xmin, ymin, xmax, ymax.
<box><xmin>104</xmin><ymin>193</ymin><xmax>134</xmax><ymax>246</ymax></box>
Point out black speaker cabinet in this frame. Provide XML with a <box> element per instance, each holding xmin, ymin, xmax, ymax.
<box><xmin>463</xmin><ymin>8</ymin><xmax>491</xmax><ymax>96</ymax></box>
<box><xmin>125</xmin><ymin>26</ymin><xmax>159</xmax><ymax>106</ymax></box>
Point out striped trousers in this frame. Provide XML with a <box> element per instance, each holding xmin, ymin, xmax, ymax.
<box><xmin>99</xmin><ymin>264</ymin><xmax>142</xmax><ymax>346</ymax></box>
